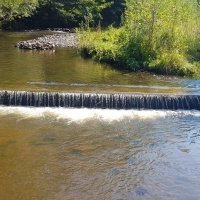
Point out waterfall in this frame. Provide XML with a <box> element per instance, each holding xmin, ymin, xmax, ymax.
<box><xmin>0</xmin><ymin>90</ymin><xmax>199</xmax><ymax>110</ymax></box>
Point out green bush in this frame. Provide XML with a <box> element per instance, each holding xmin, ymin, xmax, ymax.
<box><xmin>78</xmin><ymin>0</ymin><xmax>200</xmax><ymax>77</ymax></box>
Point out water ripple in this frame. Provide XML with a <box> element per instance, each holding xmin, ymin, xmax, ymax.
<box><xmin>28</xmin><ymin>81</ymin><xmax>186</xmax><ymax>90</ymax></box>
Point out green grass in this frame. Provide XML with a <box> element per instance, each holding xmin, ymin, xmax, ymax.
<box><xmin>78</xmin><ymin>27</ymin><xmax>200</xmax><ymax>77</ymax></box>
<box><xmin>78</xmin><ymin>0</ymin><xmax>200</xmax><ymax>77</ymax></box>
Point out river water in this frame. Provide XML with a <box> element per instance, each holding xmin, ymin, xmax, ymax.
<box><xmin>0</xmin><ymin>32</ymin><xmax>200</xmax><ymax>200</ymax></box>
<box><xmin>0</xmin><ymin>31</ymin><xmax>200</xmax><ymax>94</ymax></box>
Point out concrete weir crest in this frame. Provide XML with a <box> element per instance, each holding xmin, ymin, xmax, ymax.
<box><xmin>0</xmin><ymin>90</ymin><xmax>200</xmax><ymax>110</ymax></box>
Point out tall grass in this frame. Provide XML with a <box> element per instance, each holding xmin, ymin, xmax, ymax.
<box><xmin>78</xmin><ymin>0</ymin><xmax>200</xmax><ymax>76</ymax></box>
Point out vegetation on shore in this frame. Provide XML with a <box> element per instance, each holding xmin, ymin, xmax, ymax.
<box><xmin>78</xmin><ymin>0</ymin><xmax>200</xmax><ymax>77</ymax></box>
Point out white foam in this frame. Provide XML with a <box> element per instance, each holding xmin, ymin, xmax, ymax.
<box><xmin>0</xmin><ymin>106</ymin><xmax>199</xmax><ymax>123</ymax></box>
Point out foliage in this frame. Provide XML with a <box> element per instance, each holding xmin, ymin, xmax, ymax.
<box><xmin>38</xmin><ymin>0</ymin><xmax>123</xmax><ymax>27</ymax></box>
<box><xmin>101</xmin><ymin>0</ymin><xmax>125</xmax><ymax>26</ymax></box>
<box><xmin>33</xmin><ymin>0</ymin><xmax>111</xmax><ymax>27</ymax></box>
<box><xmin>0</xmin><ymin>0</ymin><xmax>38</xmax><ymax>27</ymax></box>
<box><xmin>0</xmin><ymin>0</ymin><xmax>125</xmax><ymax>29</ymax></box>
<box><xmin>1</xmin><ymin>0</ymin><xmax>123</xmax><ymax>29</ymax></box>
<box><xmin>78</xmin><ymin>26</ymin><xmax>122</xmax><ymax>63</ymax></box>
<box><xmin>79</xmin><ymin>0</ymin><xmax>200</xmax><ymax>77</ymax></box>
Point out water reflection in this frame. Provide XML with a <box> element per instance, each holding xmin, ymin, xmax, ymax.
<box><xmin>0</xmin><ymin>107</ymin><xmax>200</xmax><ymax>199</ymax></box>
<box><xmin>18</xmin><ymin>48</ymin><xmax>56</xmax><ymax>54</ymax></box>
<box><xmin>156</xmin><ymin>76</ymin><xmax>200</xmax><ymax>95</ymax></box>
<box><xmin>0</xmin><ymin>31</ymin><xmax>198</xmax><ymax>94</ymax></box>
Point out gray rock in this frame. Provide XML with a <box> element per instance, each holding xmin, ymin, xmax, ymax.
<box><xmin>15</xmin><ymin>33</ymin><xmax>78</xmax><ymax>50</ymax></box>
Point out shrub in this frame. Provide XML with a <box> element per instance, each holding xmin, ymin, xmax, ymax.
<box><xmin>78</xmin><ymin>0</ymin><xmax>200</xmax><ymax>76</ymax></box>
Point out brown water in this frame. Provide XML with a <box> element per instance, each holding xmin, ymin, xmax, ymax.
<box><xmin>0</xmin><ymin>107</ymin><xmax>200</xmax><ymax>200</ymax></box>
<box><xmin>0</xmin><ymin>32</ymin><xmax>200</xmax><ymax>200</ymax></box>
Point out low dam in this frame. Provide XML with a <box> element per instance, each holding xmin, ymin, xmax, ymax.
<box><xmin>0</xmin><ymin>90</ymin><xmax>199</xmax><ymax>110</ymax></box>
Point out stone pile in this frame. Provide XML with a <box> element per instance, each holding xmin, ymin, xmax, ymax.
<box><xmin>15</xmin><ymin>40</ymin><xmax>55</xmax><ymax>50</ymax></box>
<box><xmin>15</xmin><ymin>33</ymin><xmax>78</xmax><ymax>50</ymax></box>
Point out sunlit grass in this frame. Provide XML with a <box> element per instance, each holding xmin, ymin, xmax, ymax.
<box><xmin>78</xmin><ymin>0</ymin><xmax>200</xmax><ymax>77</ymax></box>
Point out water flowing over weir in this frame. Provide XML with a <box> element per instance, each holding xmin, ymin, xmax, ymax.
<box><xmin>0</xmin><ymin>90</ymin><xmax>200</xmax><ymax>110</ymax></box>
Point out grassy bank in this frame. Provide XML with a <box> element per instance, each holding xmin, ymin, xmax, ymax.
<box><xmin>78</xmin><ymin>0</ymin><xmax>200</xmax><ymax>77</ymax></box>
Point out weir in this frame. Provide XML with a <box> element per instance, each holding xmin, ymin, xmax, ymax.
<box><xmin>0</xmin><ymin>90</ymin><xmax>199</xmax><ymax>110</ymax></box>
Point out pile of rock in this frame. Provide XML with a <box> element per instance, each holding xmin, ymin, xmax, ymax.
<box><xmin>15</xmin><ymin>33</ymin><xmax>78</xmax><ymax>50</ymax></box>
<box><xmin>15</xmin><ymin>40</ymin><xmax>55</xmax><ymax>50</ymax></box>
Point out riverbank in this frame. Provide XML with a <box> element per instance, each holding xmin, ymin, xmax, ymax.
<box><xmin>15</xmin><ymin>32</ymin><xmax>78</xmax><ymax>50</ymax></box>
<box><xmin>78</xmin><ymin>26</ymin><xmax>200</xmax><ymax>77</ymax></box>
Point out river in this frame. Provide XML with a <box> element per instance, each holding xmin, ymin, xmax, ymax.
<box><xmin>0</xmin><ymin>31</ymin><xmax>199</xmax><ymax>94</ymax></box>
<box><xmin>0</xmin><ymin>31</ymin><xmax>200</xmax><ymax>200</ymax></box>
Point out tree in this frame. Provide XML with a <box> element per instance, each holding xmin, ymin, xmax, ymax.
<box><xmin>101</xmin><ymin>0</ymin><xmax>125</xmax><ymax>26</ymax></box>
<box><xmin>6</xmin><ymin>0</ymin><xmax>114</xmax><ymax>29</ymax></box>
<box><xmin>1</xmin><ymin>0</ymin><xmax>125</xmax><ymax>29</ymax></box>
<box><xmin>0</xmin><ymin>0</ymin><xmax>38</xmax><ymax>27</ymax></box>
